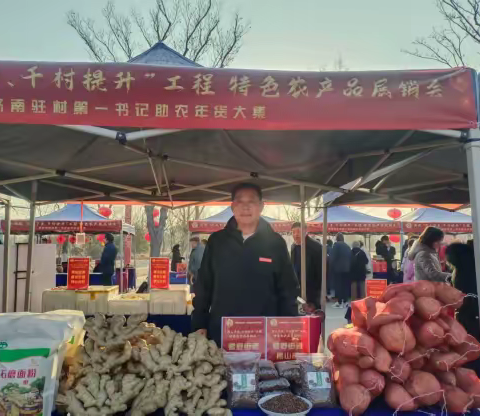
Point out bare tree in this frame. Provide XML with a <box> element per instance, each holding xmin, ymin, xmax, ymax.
<box><xmin>403</xmin><ymin>0</ymin><xmax>477</xmax><ymax>67</ymax></box>
<box><xmin>67</xmin><ymin>0</ymin><xmax>249</xmax><ymax>67</ymax></box>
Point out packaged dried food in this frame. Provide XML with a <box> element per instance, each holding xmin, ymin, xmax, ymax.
<box><xmin>259</xmin><ymin>377</ymin><xmax>290</xmax><ymax>393</ymax></box>
<box><xmin>275</xmin><ymin>360</ymin><xmax>302</xmax><ymax>384</ymax></box>
<box><xmin>259</xmin><ymin>359</ymin><xmax>278</xmax><ymax>380</ymax></box>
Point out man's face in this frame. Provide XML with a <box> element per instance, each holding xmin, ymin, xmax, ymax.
<box><xmin>383</xmin><ymin>239</ymin><xmax>390</xmax><ymax>247</ymax></box>
<box><xmin>231</xmin><ymin>188</ymin><xmax>264</xmax><ymax>228</ymax></box>
<box><xmin>190</xmin><ymin>241</ymin><xmax>198</xmax><ymax>249</ymax></box>
<box><xmin>292</xmin><ymin>227</ymin><xmax>302</xmax><ymax>245</ymax></box>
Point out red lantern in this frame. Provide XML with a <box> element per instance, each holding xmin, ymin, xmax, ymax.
<box><xmin>145</xmin><ymin>232</ymin><xmax>151</xmax><ymax>242</ymax></box>
<box><xmin>97</xmin><ymin>234</ymin><xmax>105</xmax><ymax>243</ymax></box>
<box><xmin>389</xmin><ymin>235</ymin><xmax>401</xmax><ymax>243</ymax></box>
<box><xmin>154</xmin><ymin>219</ymin><xmax>160</xmax><ymax>227</ymax></box>
<box><xmin>153</xmin><ymin>209</ymin><xmax>160</xmax><ymax>218</ymax></box>
<box><xmin>387</xmin><ymin>208</ymin><xmax>402</xmax><ymax>219</ymax></box>
<box><xmin>56</xmin><ymin>235</ymin><xmax>66</xmax><ymax>244</ymax></box>
<box><xmin>99</xmin><ymin>207</ymin><xmax>112</xmax><ymax>218</ymax></box>
<box><xmin>69</xmin><ymin>236</ymin><xmax>76</xmax><ymax>244</ymax></box>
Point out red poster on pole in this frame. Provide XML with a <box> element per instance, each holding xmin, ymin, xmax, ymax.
<box><xmin>366</xmin><ymin>279</ymin><xmax>388</xmax><ymax>299</ymax></box>
<box><xmin>150</xmin><ymin>257</ymin><xmax>170</xmax><ymax>289</ymax></box>
<box><xmin>266</xmin><ymin>317</ymin><xmax>310</xmax><ymax>362</ymax></box>
<box><xmin>67</xmin><ymin>257</ymin><xmax>89</xmax><ymax>290</ymax></box>
<box><xmin>221</xmin><ymin>317</ymin><xmax>266</xmax><ymax>357</ymax></box>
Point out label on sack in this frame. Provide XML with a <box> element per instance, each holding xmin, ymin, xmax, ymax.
<box><xmin>232</xmin><ymin>374</ymin><xmax>256</xmax><ymax>392</ymax></box>
<box><xmin>306</xmin><ymin>371</ymin><xmax>331</xmax><ymax>389</ymax></box>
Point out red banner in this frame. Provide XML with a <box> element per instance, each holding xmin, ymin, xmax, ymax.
<box><xmin>67</xmin><ymin>257</ymin><xmax>89</xmax><ymax>290</ymax></box>
<box><xmin>0</xmin><ymin>62</ymin><xmax>475</xmax><ymax>130</ymax></box>
<box><xmin>307</xmin><ymin>222</ymin><xmax>400</xmax><ymax>234</ymax></box>
<box><xmin>150</xmin><ymin>257</ymin><xmax>170</xmax><ymax>289</ymax></box>
<box><xmin>366</xmin><ymin>279</ymin><xmax>388</xmax><ymax>299</ymax></box>
<box><xmin>221</xmin><ymin>317</ymin><xmax>266</xmax><ymax>357</ymax></box>
<box><xmin>2</xmin><ymin>219</ymin><xmax>122</xmax><ymax>233</ymax></box>
<box><xmin>403</xmin><ymin>222</ymin><xmax>472</xmax><ymax>234</ymax></box>
<box><xmin>189</xmin><ymin>220</ymin><xmax>292</xmax><ymax>234</ymax></box>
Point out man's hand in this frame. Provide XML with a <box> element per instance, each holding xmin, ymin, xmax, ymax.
<box><xmin>302</xmin><ymin>303</ymin><xmax>317</xmax><ymax>314</ymax></box>
<box><xmin>196</xmin><ymin>329</ymin><xmax>207</xmax><ymax>337</ymax></box>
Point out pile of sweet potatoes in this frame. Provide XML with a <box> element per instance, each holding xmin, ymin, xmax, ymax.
<box><xmin>328</xmin><ymin>281</ymin><xmax>480</xmax><ymax>414</ymax></box>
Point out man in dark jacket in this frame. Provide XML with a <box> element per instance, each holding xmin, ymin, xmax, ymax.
<box><xmin>290</xmin><ymin>222</ymin><xmax>322</xmax><ymax>312</ymax></box>
<box><xmin>330</xmin><ymin>233</ymin><xmax>351</xmax><ymax>308</ymax></box>
<box><xmin>192</xmin><ymin>183</ymin><xmax>299</xmax><ymax>345</ymax></box>
<box><xmin>99</xmin><ymin>233</ymin><xmax>117</xmax><ymax>285</ymax></box>
<box><xmin>376</xmin><ymin>235</ymin><xmax>396</xmax><ymax>283</ymax></box>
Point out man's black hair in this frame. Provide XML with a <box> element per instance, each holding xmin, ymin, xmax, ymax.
<box><xmin>231</xmin><ymin>182</ymin><xmax>263</xmax><ymax>201</ymax></box>
<box><xmin>105</xmin><ymin>233</ymin><xmax>114</xmax><ymax>243</ymax></box>
<box><xmin>381</xmin><ymin>235</ymin><xmax>389</xmax><ymax>242</ymax></box>
<box><xmin>291</xmin><ymin>222</ymin><xmax>301</xmax><ymax>230</ymax></box>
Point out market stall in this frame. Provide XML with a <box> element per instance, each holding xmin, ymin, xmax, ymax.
<box><xmin>400</xmin><ymin>207</ymin><xmax>472</xmax><ymax>234</ymax></box>
<box><xmin>0</xmin><ymin>57</ymin><xmax>479</xmax><ymax>415</ymax></box>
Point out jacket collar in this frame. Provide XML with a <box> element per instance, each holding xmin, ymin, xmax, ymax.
<box><xmin>225</xmin><ymin>216</ymin><xmax>273</xmax><ymax>237</ymax></box>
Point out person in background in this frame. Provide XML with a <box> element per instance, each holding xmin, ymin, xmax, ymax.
<box><xmin>201</xmin><ymin>238</ymin><xmax>208</xmax><ymax>246</ymax></box>
<box><xmin>408</xmin><ymin>226</ymin><xmax>451</xmax><ymax>282</ymax></box>
<box><xmin>326</xmin><ymin>239</ymin><xmax>334</xmax><ymax>299</ymax></box>
<box><xmin>290</xmin><ymin>222</ymin><xmax>322</xmax><ymax>313</ymax></box>
<box><xmin>376</xmin><ymin>235</ymin><xmax>396</xmax><ymax>283</ymax></box>
<box><xmin>188</xmin><ymin>236</ymin><xmax>205</xmax><ymax>288</ymax></box>
<box><xmin>401</xmin><ymin>238</ymin><xmax>417</xmax><ymax>282</ymax></box>
<box><xmin>192</xmin><ymin>183</ymin><xmax>299</xmax><ymax>345</ymax></box>
<box><xmin>359</xmin><ymin>240</ymin><xmax>372</xmax><ymax>278</ymax></box>
<box><xmin>350</xmin><ymin>241</ymin><xmax>369</xmax><ymax>300</ymax></box>
<box><xmin>99</xmin><ymin>233</ymin><xmax>117</xmax><ymax>285</ymax></box>
<box><xmin>171</xmin><ymin>244</ymin><xmax>184</xmax><ymax>272</ymax></box>
<box><xmin>330</xmin><ymin>233</ymin><xmax>352</xmax><ymax>308</ymax></box>
<box><xmin>401</xmin><ymin>233</ymin><xmax>415</xmax><ymax>263</ymax></box>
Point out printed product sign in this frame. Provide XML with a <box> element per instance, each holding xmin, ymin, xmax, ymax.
<box><xmin>232</xmin><ymin>374</ymin><xmax>256</xmax><ymax>392</ymax></box>
<box><xmin>221</xmin><ymin>317</ymin><xmax>266</xmax><ymax>358</ymax></box>
<box><xmin>307</xmin><ymin>372</ymin><xmax>331</xmax><ymax>389</ymax></box>
<box><xmin>266</xmin><ymin>317</ymin><xmax>310</xmax><ymax>362</ymax></box>
<box><xmin>366</xmin><ymin>279</ymin><xmax>388</xmax><ymax>299</ymax></box>
<box><xmin>67</xmin><ymin>257</ymin><xmax>89</xmax><ymax>290</ymax></box>
<box><xmin>150</xmin><ymin>257</ymin><xmax>170</xmax><ymax>289</ymax></box>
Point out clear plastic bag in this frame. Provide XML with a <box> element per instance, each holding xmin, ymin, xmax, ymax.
<box><xmin>223</xmin><ymin>351</ymin><xmax>261</xmax><ymax>409</ymax></box>
<box><xmin>275</xmin><ymin>360</ymin><xmax>302</xmax><ymax>384</ymax></box>
<box><xmin>294</xmin><ymin>353</ymin><xmax>336</xmax><ymax>408</ymax></box>
<box><xmin>259</xmin><ymin>359</ymin><xmax>278</xmax><ymax>381</ymax></box>
<box><xmin>259</xmin><ymin>377</ymin><xmax>290</xmax><ymax>393</ymax></box>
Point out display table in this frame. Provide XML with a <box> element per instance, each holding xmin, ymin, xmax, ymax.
<box><xmin>56</xmin><ymin>268</ymin><xmax>137</xmax><ymax>289</ymax></box>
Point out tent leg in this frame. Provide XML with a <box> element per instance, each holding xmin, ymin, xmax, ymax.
<box><xmin>120</xmin><ymin>232</ymin><xmax>124</xmax><ymax>293</ymax></box>
<box><xmin>320</xmin><ymin>206</ymin><xmax>328</xmax><ymax>352</ymax></box>
<box><xmin>300</xmin><ymin>186</ymin><xmax>307</xmax><ymax>301</ymax></box>
<box><xmin>2</xmin><ymin>198</ymin><xmax>11</xmax><ymax>312</ymax></box>
<box><xmin>24</xmin><ymin>181</ymin><xmax>37</xmax><ymax>312</ymax></box>
<box><xmin>466</xmin><ymin>141</ymin><xmax>480</xmax><ymax>327</ymax></box>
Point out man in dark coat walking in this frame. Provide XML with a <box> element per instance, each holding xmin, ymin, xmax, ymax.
<box><xmin>330</xmin><ymin>233</ymin><xmax>352</xmax><ymax>308</ymax></box>
<box><xmin>290</xmin><ymin>222</ymin><xmax>322</xmax><ymax>313</ymax></box>
<box><xmin>192</xmin><ymin>183</ymin><xmax>299</xmax><ymax>345</ymax></box>
<box><xmin>99</xmin><ymin>233</ymin><xmax>117</xmax><ymax>285</ymax></box>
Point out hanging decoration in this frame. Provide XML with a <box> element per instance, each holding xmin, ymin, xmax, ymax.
<box><xmin>68</xmin><ymin>236</ymin><xmax>76</xmax><ymax>244</ymax></box>
<box><xmin>56</xmin><ymin>235</ymin><xmax>66</xmax><ymax>244</ymax></box>
<box><xmin>97</xmin><ymin>234</ymin><xmax>105</xmax><ymax>243</ymax></box>
<box><xmin>387</xmin><ymin>208</ymin><xmax>402</xmax><ymax>219</ymax></box>
<box><xmin>99</xmin><ymin>206</ymin><xmax>112</xmax><ymax>218</ymax></box>
<box><xmin>389</xmin><ymin>234</ymin><xmax>401</xmax><ymax>243</ymax></box>
<box><xmin>145</xmin><ymin>232</ymin><xmax>151</xmax><ymax>242</ymax></box>
<box><xmin>153</xmin><ymin>209</ymin><xmax>160</xmax><ymax>218</ymax></box>
<box><xmin>154</xmin><ymin>219</ymin><xmax>160</xmax><ymax>227</ymax></box>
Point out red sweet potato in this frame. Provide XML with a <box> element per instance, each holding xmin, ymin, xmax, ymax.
<box><xmin>358</xmin><ymin>356</ymin><xmax>375</xmax><ymax>369</ymax></box>
<box><xmin>388</xmin><ymin>355</ymin><xmax>411</xmax><ymax>383</ymax></box>
<box><xmin>404</xmin><ymin>348</ymin><xmax>426</xmax><ymax>370</ymax></box>
<box><xmin>442</xmin><ymin>316</ymin><xmax>468</xmax><ymax>346</ymax></box>
<box><xmin>384</xmin><ymin>382</ymin><xmax>418</xmax><ymax>411</ymax></box>
<box><xmin>373</xmin><ymin>341</ymin><xmax>392</xmax><ymax>373</ymax></box>
<box><xmin>414</xmin><ymin>297</ymin><xmax>442</xmax><ymax>320</ymax></box>
<box><xmin>378</xmin><ymin>321</ymin><xmax>416</xmax><ymax>353</ymax></box>
<box><xmin>380</xmin><ymin>283</ymin><xmax>414</xmax><ymax>302</ymax></box>
<box><xmin>360</xmin><ymin>369</ymin><xmax>385</xmax><ymax>397</ymax></box>
<box><xmin>339</xmin><ymin>384</ymin><xmax>371</xmax><ymax>415</ymax></box>
<box><xmin>455</xmin><ymin>367</ymin><xmax>480</xmax><ymax>407</ymax></box>
<box><xmin>435</xmin><ymin>317</ymin><xmax>451</xmax><ymax>332</ymax></box>
<box><xmin>351</xmin><ymin>297</ymin><xmax>376</xmax><ymax>330</ymax></box>
<box><xmin>442</xmin><ymin>384</ymin><xmax>473</xmax><ymax>413</ymax></box>
<box><xmin>454</xmin><ymin>334</ymin><xmax>480</xmax><ymax>363</ymax></box>
<box><xmin>334</xmin><ymin>364</ymin><xmax>360</xmax><ymax>390</ymax></box>
<box><xmin>435</xmin><ymin>371</ymin><xmax>456</xmax><ymax>386</ymax></box>
<box><xmin>367</xmin><ymin>298</ymin><xmax>413</xmax><ymax>330</ymax></box>
<box><xmin>416</xmin><ymin>321</ymin><xmax>445</xmax><ymax>348</ymax></box>
<box><xmin>405</xmin><ymin>370</ymin><xmax>442</xmax><ymax>406</ymax></box>
<box><xmin>328</xmin><ymin>328</ymin><xmax>376</xmax><ymax>358</ymax></box>
<box><xmin>411</xmin><ymin>280</ymin><xmax>435</xmax><ymax>298</ymax></box>
<box><xmin>435</xmin><ymin>283</ymin><xmax>464</xmax><ymax>309</ymax></box>
<box><xmin>394</xmin><ymin>291</ymin><xmax>416</xmax><ymax>303</ymax></box>
<box><xmin>430</xmin><ymin>351</ymin><xmax>463</xmax><ymax>372</ymax></box>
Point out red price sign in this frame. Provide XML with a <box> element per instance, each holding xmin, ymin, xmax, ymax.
<box><xmin>366</xmin><ymin>279</ymin><xmax>388</xmax><ymax>299</ymax></box>
<box><xmin>150</xmin><ymin>257</ymin><xmax>170</xmax><ymax>289</ymax></box>
<box><xmin>67</xmin><ymin>257</ymin><xmax>89</xmax><ymax>290</ymax></box>
<box><xmin>222</xmin><ymin>317</ymin><xmax>266</xmax><ymax>358</ymax></box>
<box><xmin>266</xmin><ymin>317</ymin><xmax>310</xmax><ymax>362</ymax></box>
<box><xmin>176</xmin><ymin>263</ymin><xmax>187</xmax><ymax>273</ymax></box>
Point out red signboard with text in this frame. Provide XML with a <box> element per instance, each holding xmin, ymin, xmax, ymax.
<box><xmin>366</xmin><ymin>279</ymin><xmax>388</xmax><ymax>299</ymax></box>
<box><xmin>0</xmin><ymin>62</ymin><xmax>475</xmax><ymax>131</ymax></box>
<box><xmin>150</xmin><ymin>257</ymin><xmax>170</xmax><ymax>289</ymax></box>
<box><xmin>266</xmin><ymin>317</ymin><xmax>311</xmax><ymax>362</ymax></box>
<box><xmin>67</xmin><ymin>257</ymin><xmax>89</xmax><ymax>290</ymax></box>
<box><xmin>221</xmin><ymin>317</ymin><xmax>266</xmax><ymax>358</ymax></box>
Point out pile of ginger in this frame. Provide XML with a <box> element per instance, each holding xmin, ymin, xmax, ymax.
<box><xmin>57</xmin><ymin>314</ymin><xmax>231</xmax><ymax>416</ymax></box>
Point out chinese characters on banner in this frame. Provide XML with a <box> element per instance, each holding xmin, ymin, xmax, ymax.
<box><xmin>366</xmin><ymin>279</ymin><xmax>388</xmax><ymax>299</ymax></box>
<box><xmin>221</xmin><ymin>316</ymin><xmax>321</xmax><ymax>361</ymax></box>
<box><xmin>1</xmin><ymin>220</ymin><xmax>122</xmax><ymax>233</ymax></box>
<box><xmin>67</xmin><ymin>257</ymin><xmax>90</xmax><ymax>290</ymax></box>
<box><xmin>221</xmin><ymin>317</ymin><xmax>266</xmax><ymax>357</ymax></box>
<box><xmin>150</xmin><ymin>257</ymin><xmax>170</xmax><ymax>289</ymax></box>
<box><xmin>0</xmin><ymin>62</ymin><xmax>476</xmax><ymax>130</ymax></box>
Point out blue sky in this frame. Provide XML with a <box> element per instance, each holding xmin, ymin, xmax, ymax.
<box><xmin>0</xmin><ymin>0</ymin><xmax>461</xmax><ymax>70</ymax></box>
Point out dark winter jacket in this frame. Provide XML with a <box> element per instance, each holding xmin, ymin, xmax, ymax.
<box><xmin>376</xmin><ymin>241</ymin><xmax>396</xmax><ymax>273</ymax></box>
<box><xmin>99</xmin><ymin>242</ymin><xmax>117</xmax><ymax>276</ymax></box>
<box><xmin>171</xmin><ymin>246</ymin><xmax>184</xmax><ymax>272</ymax></box>
<box><xmin>188</xmin><ymin>244</ymin><xmax>205</xmax><ymax>280</ymax></box>
<box><xmin>330</xmin><ymin>241</ymin><xmax>352</xmax><ymax>273</ymax></box>
<box><xmin>447</xmin><ymin>243</ymin><xmax>479</xmax><ymax>340</ymax></box>
<box><xmin>192</xmin><ymin>217</ymin><xmax>299</xmax><ymax>344</ymax></box>
<box><xmin>290</xmin><ymin>236</ymin><xmax>322</xmax><ymax>308</ymax></box>
<box><xmin>350</xmin><ymin>247</ymin><xmax>369</xmax><ymax>282</ymax></box>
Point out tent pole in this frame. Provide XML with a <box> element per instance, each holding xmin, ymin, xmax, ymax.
<box><xmin>321</xmin><ymin>206</ymin><xmax>328</xmax><ymax>351</ymax></box>
<box><xmin>2</xmin><ymin>198</ymin><xmax>11</xmax><ymax>312</ymax></box>
<box><xmin>466</xmin><ymin>140</ymin><xmax>480</xmax><ymax>325</ymax></box>
<box><xmin>24</xmin><ymin>181</ymin><xmax>37</xmax><ymax>312</ymax></box>
<box><xmin>300</xmin><ymin>186</ymin><xmax>307</xmax><ymax>301</ymax></box>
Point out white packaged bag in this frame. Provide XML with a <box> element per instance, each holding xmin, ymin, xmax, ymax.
<box><xmin>0</xmin><ymin>311</ymin><xmax>85</xmax><ymax>416</ymax></box>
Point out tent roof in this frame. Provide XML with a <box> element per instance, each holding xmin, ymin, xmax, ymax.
<box><xmin>35</xmin><ymin>204</ymin><xmax>106</xmax><ymax>221</ymax></box>
<box><xmin>308</xmin><ymin>205</ymin><xmax>390</xmax><ymax>223</ymax></box>
<box><xmin>129</xmin><ymin>42</ymin><xmax>201</xmax><ymax>67</ymax></box>
<box><xmin>200</xmin><ymin>207</ymin><xmax>281</xmax><ymax>223</ymax></box>
<box><xmin>400</xmin><ymin>207</ymin><xmax>471</xmax><ymax>223</ymax></box>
